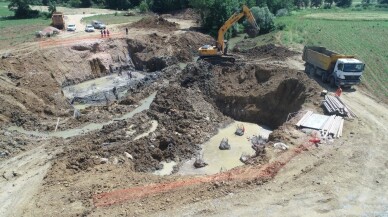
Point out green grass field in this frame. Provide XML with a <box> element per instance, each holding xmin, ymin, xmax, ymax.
<box><xmin>268</xmin><ymin>9</ymin><xmax>388</xmax><ymax>100</ymax></box>
<box><xmin>0</xmin><ymin>1</ymin><xmax>49</xmax><ymax>48</ymax></box>
<box><xmin>82</xmin><ymin>13</ymin><xmax>144</xmax><ymax>25</ymax></box>
<box><xmin>0</xmin><ymin>1</ymin><xmax>13</xmax><ymax>17</ymax></box>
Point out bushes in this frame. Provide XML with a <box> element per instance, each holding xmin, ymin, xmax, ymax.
<box><xmin>276</xmin><ymin>8</ymin><xmax>288</xmax><ymax>17</ymax></box>
<box><xmin>138</xmin><ymin>0</ymin><xmax>149</xmax><ymax>13</ymax></box>
<box><xmin>249</xmin><ymin>6</ymin><xmax>275</xmax><ymax>34</ymax></box>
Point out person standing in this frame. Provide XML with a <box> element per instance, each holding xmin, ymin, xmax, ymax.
<box><xmin>125</xmin><ymin>27</ymin><xmax>128</xmax><ymax>35</ymax></box>
<box><xmin>107</xmin><ymin>29</ymin><xmax>110</xmax><ymax>37</ymax></box>
<box><xmin>103</xmin><ymin>29</ymin><xmax>106</xmax><ymax>37</ymax></box>
<box><xmin>335</xmin><ymin>86</ymin><xmax>343</xmax><ymax>97</ymax></box>
<box><xmin>100</xmin><ymin>29</ymin><xmax>103</xmax><ymax>37</ymax></box>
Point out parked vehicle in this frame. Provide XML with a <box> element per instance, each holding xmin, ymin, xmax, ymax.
<box><xmin>51</xmin><ymin>12</ymin><xmax>65</xmax><ymax>29</ymax></box>
<box><xmin>92</xmin><ymin>20</ymin><xmax>106</xmax><ymax>29</ymax></box>
<box><xmin>67</xmin><ymin>24</ymin><xmax>76</xmax><ymax>31</ymax></box>
<box><xmin>303</xmin><ymin>46</ymin><xmax>365</xmax><ymax>87</ymax></box>
<box><xmin>85</xmin><ymin>24</ymin><xmax>95</xmax><ymax>32</ymax></box>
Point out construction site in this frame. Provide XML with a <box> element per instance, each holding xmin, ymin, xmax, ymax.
<box><xmin>0</xmin><ymin>8</ymin><xmax>387</xmax><ymax>217</ymax></box>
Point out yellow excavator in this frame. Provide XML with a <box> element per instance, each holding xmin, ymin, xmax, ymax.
<box><xmin>198</xmin><ymin>5</ymin><xmax>259</xmax><ymax>63</ymax></box>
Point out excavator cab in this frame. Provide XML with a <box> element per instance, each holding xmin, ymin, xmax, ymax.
<box><xmin>198</xmin><ymin>5</ymin><xmax>259</xmax><ymax>64</ymax></box>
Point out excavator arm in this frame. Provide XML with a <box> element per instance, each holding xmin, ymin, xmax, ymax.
<box><xmin>198</xmin><ymin>5</ymin><xmax>259</xmax><ymax>62</ymax></box>
<box><xmin>216</xmin><ymin>5</ymin><xmax>259</xmax><ymax>54</ymax></box>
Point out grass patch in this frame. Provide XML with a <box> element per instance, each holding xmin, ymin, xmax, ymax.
<box><xmin>0</xmin><ymin>1</ymin><xmax>13</xmax><ymax>17</ymax></box>
<box><xmin>273</xmin><ymin>10</ymin><xmax>388</xmax><ymax>99</ymax></box>
<box><xmin>304</xmin><ymin>11</ymin><xmax>388</xmax><ymax>20</ymax></box>
<box><xmin>0</xmin><ymin>18</ymin><xmax>49</xmax><ymax>48</ymax></box>
<box><xmin>82</xmin><ymin>13</ymin><xmax>144</xmax><ymax>25</ymax></box>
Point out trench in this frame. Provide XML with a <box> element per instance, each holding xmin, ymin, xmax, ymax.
<box><xmin>215</xmin><ymin>79</ymin><xmax>307</xmax><ymax>129</ymax></box>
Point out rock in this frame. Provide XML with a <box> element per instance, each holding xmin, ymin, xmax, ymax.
<box><xmin>124</xmin><ymin>152</ymin><xmax>133</xmax><ymax>160</ymax></box>
<box><xmin>273</xmin><ymin>142</ymin><xmax>289</xmax><ymax>150</ymax></box>
<box><xmin>113</xmin><ymin>157</ymin><xmax>119</xmax><ymax>165</ymax></box>
<box><xmin>100</xmin><ymin>158</ymin><xmax>109</xmax><ymax>164</ymax></box>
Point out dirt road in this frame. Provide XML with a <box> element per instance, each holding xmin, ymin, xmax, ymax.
<box><xmin>151</xmin><ymin>88</ymin><xmax>388</xmax><ymax>217</ymax></box>
<box><xmin>0</xmin><ymin>144</ymin><xmax>53</xmax><ymax>217</ymax></box>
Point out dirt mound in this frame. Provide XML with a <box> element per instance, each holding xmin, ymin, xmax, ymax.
<box><xmin>161</xmin><ymin>8</ymin><xmax>200</xmax><ymax>20</ymax></box>
<box><xmin>127</xmin><ymin>32</ymin><xmax>213</xmax><ymax>71</ymax></box>
<box><xmin>129</xmin><ymin>16</ymin><xmax>179</xmax><ymax>31</ymax></box>
<box><xmin>235</xmin><ymin>43</ymin><xmax>300</xmax><ymax>60</ymax></box>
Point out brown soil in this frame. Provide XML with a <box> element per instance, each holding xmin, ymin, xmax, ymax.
<box><xmin>2</xmin><ymin>12</ymin><xmax>386</xmax><ymax>217</ymax></box>
<box><xmin>128</xmin><ymin>16</ymin><xmax>179</xmax><ymax>31</ymax></box>
<box><xmin>161</xmin><ymin>8</ymin><xmax>200</xmax><ymax>21</ymax></box>
<box><xmin>234</xmin><ymin>43</ymin><xmax>300</xmax><ymax>61</ymax></box>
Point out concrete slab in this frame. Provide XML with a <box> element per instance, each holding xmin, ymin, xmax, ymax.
<box><xmin>301</xmin><ymin>113</ymin><xmax>330</xmax><ymax>130</ymax></box>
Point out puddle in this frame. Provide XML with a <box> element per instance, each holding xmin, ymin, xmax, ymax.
<box><xmin>178</xmin><ymin>121</ymin><xmax>272</xmax><ymax>175</ymax></box>
<box><xmin>133</xmin><ymin>120</ymin><xmax>158</xmax><ymax>141</ymax></box>
<box><xmin>153</xmin><ymin>161</ymin><xmax>177</xmax><ymax>176</ymax></box>
<box><xmin>8</xmin><ymin>92</ymin><xmax>157</xmax><ymax>139</ymax></box>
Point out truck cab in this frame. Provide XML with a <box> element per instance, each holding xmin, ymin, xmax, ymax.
<box><xmin>332</xmin><ymin>58</ymin><xmax>365</xmax><ymax>87</ymax></box>
<box><xmin>303</xmin><ymin>46</ymin><xmax>365</xmax><ymax>88</ymax></box>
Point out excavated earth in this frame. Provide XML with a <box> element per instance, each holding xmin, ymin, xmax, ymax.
<box><xmin>0</xmin><ymin>16</ymin><xmax>324</xmax><ymax>216</ymax></box>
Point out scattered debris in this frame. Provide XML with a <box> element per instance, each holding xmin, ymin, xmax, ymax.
<box><xmin>219</xmin><ymin>138</ymin><xmax>230</xmax><ymax>150</ymax></box>
<box><xmin>124</xmin><ymin>152</ymin><xmax>133</xmax><ymax>160</ymax></box>
<box><xmin>194</xmin><ymin>155</ymin><xmax>208</xmax><ymax>168</ymax></box>
<box><xmin>273</xmin><ymin>142</ymin><xmax>289</xmax><ymax>150</ymax></box>
<box><xmin>235</xmin><ymin>124</ymin><xmax>245</xmax><ymax>136</ymax></box>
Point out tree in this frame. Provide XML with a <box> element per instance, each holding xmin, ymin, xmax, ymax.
<box><xmin>378</xmin><ymin>0</ymin><xmax>388</xmax><ymax>3</ymax></box>
<box><xmin>249</xmin><ymin>6</ymin><xmax>274</xmax><ymax>34</ymax></box>
<box><xmin>311</xmin><ymin>0</ymin><xmax>323</xmax><ymax>7</ymax></box>
<box><xmin>8</xmin><ymin>0</ymin><xmax>40</xmax><ymax>18</ymax></box>
<box><xmin>80</xmin><ymin>0</ymin><xmax>92</xmax><ymax>7</ymax></box>
<box><xmin>335</xmin><ymin>0</ymin><xmax>352</xmax><ymax>7</ymax></box>
<box><xmin>324</xmin><ymin>0</ymin><xmax>334</xmax><ymax>7</ymax></box>
<box><xmin>138</xmin><ymin>0</ymin><xmax>149</xmax><ymax>12</ymax></box>
<box><xmin>105</xmin><ymin>0</ymin><xmax>131</xmax><ymax>10</ymax></box>
<box><xmin>149</xmin><ymin>0</ymin><xmax>190</xmax><ymax>13</ymax></box>
<box><xmin>48</xmin><ymin>2</ymin><xmax>57</xmax><ymax>14</ymax></box>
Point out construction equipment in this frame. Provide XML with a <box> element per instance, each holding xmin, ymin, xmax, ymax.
<box><xmin>198</xmin><ymin>5</ymin><xmax>259</xmax><ymax>63</ymax></box>
<box><xmin>303</xmin><ymin>46</ymin><xmax>365</xmax><ymax>87</ymax></box>
<box><xmin>51</xmin><ymin>12</ymin><xmax>65</xmax><ymax>30</ymax></box>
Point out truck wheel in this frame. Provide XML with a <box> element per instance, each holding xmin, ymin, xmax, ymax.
<box><xmin>321</xmin><ymin>73</ymin><xmax>328</xmax><ymax>83</ymax></box>
<box><xmin>304</xmin><ymin>65</ymin><xmax>310</xmax><ymax>74</ymax></box>
<box><xmin>329</xmin><ymin>77</ymin><xmax>335</xmax><ymax>87</ymax></box>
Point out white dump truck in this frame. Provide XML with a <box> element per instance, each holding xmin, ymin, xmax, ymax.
<box><xmin>302</xmin><ymin>46</ymin><xmax>365</xmax><ymax>87</ymax></box>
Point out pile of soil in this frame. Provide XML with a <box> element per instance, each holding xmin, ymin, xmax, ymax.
<box><xmin>235</xmin><ymin>43</ymin><xmax>300</xmax><ymax>60</ymax></box>
<box><xmin>129</xmin><ymin>16</ymin><xmax>179</xmax><ymax>31</ymax></box>
<box><xmin>127</xmin><ymin>32</ymin><xmax>213</xmax><ymax>71</ymax></box>
<box><xmin>161</xmin><ymin>8</ymin><xmax>200</xmax><ymax>20</ymax></box>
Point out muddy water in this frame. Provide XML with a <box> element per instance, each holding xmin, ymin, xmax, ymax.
<box><xmin>134</xmin><ymin>120</ymin><xmax>158</xmax><ymax>141</ymax></box>
<box><xmin>178</xmin><ymin>121</ymin><xmax>272</xmax><ymax>176</ymax></box>
<box><xmin>153</xmin><ymin>161</ymin><xmax>177</xmax><ymax>176</ymax></box>
<box><xmin>8</xmin><ymin>92</ymin><xmax>157</xmax><ymax>138</ymax></box>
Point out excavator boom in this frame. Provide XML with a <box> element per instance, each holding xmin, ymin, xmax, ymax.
<box><xmin>198</xmin><ymin>5</ymin><xmax>259</xmax><ymax>63</ymax></box>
